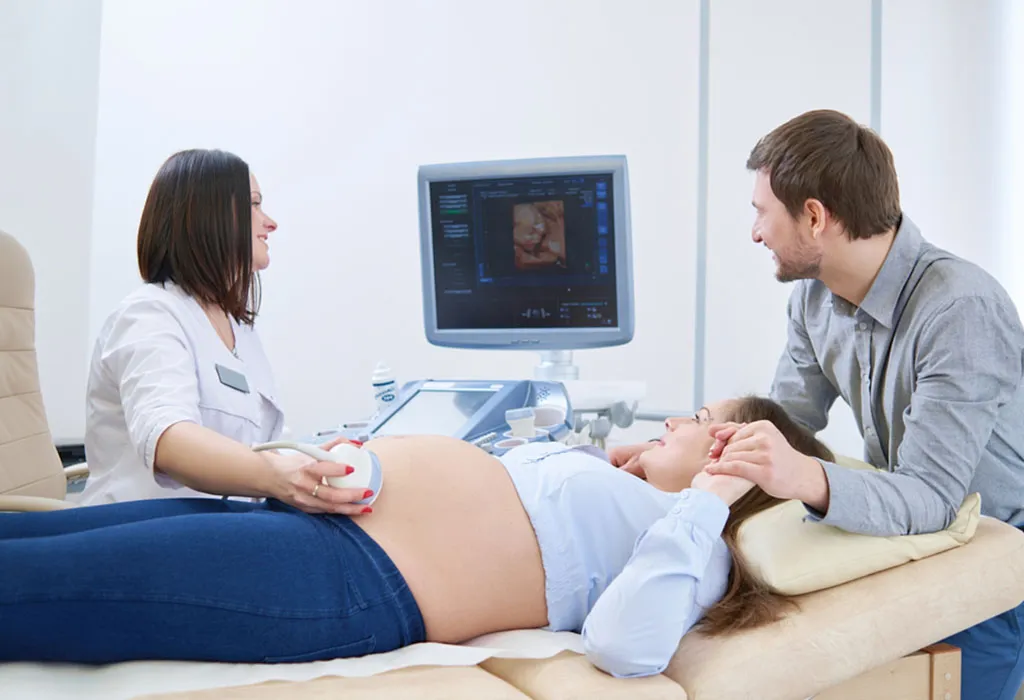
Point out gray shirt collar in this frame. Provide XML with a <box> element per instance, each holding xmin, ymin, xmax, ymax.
<box><xmin>850</xmin><ymin>214</ymin><xmax>923</xmax><ymax>328</ymax></box>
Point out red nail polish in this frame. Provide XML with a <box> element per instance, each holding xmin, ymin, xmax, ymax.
<box><xmin>363</xmin><ymin>490</ymin><xmax>374</xmax><ymax>499</ymax></box>
<box><xmin>345</xmin><ymin>466</ymin><xmax>355</xmax><ymax>475</ymax></box>
<box><xmin>350</xmin><ymin>440</ymin><xmax>364</xmax><ymax>447</ymax></box>
<box><xmin>361</xmin><ymin>506</ymin><xmax>372</xmax><ymax>514</ymax></box>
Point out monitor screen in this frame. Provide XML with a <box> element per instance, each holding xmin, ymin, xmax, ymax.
<box><xmin>418</xmin><ymin>156</ymin><xmax>634</xmax><ymax>351</ymax></box>
<box><xmin>428</xmin><ymin>173</ymin><xmax>617</xmax><ymax>330</ymax></box>
<box><xmin>373</xmin><ymin>389</ymin><xmax>496</xmax><ymax>437</ymax></box>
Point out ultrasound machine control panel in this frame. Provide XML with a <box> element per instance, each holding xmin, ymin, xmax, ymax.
<box><xmin>314</xmin><ymin>379</ymin><xmax>573</xmax><ymax>454</ymax></box>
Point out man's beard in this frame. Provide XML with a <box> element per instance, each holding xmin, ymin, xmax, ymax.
<box><xmin>775</xmin><ymin>252</ymin><xmax>821</xmax><ymax>283</ymax></box>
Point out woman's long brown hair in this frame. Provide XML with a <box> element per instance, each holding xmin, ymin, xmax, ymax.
<box><xmin>696</xmin><ymin>396</ymin><xmax>835</xmax><ymax>636</ymax></box>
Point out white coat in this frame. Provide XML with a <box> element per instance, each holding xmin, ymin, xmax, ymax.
<box><xmin>79</xmin><ymin>282</ymin><xmax>284</xmax><ymax>504</ymax></box>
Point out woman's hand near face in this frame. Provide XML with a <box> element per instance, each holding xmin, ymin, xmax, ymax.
<box><xmin>691</xmin><ymin>421</ymin><xmax>757</xmax><ymax>505</ymax></box>
<box><xmin>609</xmin><ymin>442</ymin><xmax>657</xmax><ymax>469</ymax></box>
<box><xmin>690</xmin><ymin>469</ymin><xmax>756</xmax><ymax>506</ymax></box>
<box><xmin>261</xmin><ymin>437</ymin><xmax>375</xmax><ymax>515</ymax></box>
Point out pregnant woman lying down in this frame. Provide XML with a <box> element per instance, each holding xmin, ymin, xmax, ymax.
<box><xmin>0</xmin><ymin>396</ymin><xmax>832</xmax><ymax>677</ymax></box>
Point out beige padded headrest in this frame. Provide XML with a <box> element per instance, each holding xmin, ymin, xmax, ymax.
<box><xmin>736</xmin><ymin>455</ymin><xmax>981</xmax><ymax>595</ymax></box>
<box><xmin>0</xmin><ymin>229</ymin><xmax>65</xmax><ymax>500</ymax></box>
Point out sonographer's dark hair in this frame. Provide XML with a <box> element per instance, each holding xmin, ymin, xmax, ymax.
<box><xmin>137</xmin><ymin>148</ymin><xmax>261</xmax><ymax>324</ymax></box>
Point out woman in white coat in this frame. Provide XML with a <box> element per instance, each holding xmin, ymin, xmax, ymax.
<box><xmin>80</xmin><ymin>149</ymin><xmax>368</xmax><ymax>515</ymax></box>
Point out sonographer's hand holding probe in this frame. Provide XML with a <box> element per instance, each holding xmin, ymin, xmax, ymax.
<box><xmin>253</xmin><ymin>437</ymin><xmax>380</xmax><ymax>515</ymax></box>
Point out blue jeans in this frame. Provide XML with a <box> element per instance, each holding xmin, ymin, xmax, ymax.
<box><xmin>942</xmin><ymin>528</ymin><xmax>1024</xmax><ymax>700</ymax></box>
<box><xmin>0</xmin><ymin>498</ymin><xmax>425</xmax><ymax>664</ymax></box>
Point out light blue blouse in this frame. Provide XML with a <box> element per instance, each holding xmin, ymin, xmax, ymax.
<box><xmin>498</xmin><ymin>442</ymin><xmax>732</xmax><ymax>678</ymax></box>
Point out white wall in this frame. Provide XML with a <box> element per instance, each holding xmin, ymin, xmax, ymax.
<box><xmin>702</xmin><ymin>0</ymin><xmax>872</xmax><ymax>457</ymax></box>
<box><xmin>997</xmin><ymin>0</ymin><xmax>1024</xmax><ymax>311</ymax></box>
<box><xmin>9</xmin><ymin>0</ymin><xmax>1021</xmax><ymax>451</ymax></box>
<box><xmin>880</xmin><ymin>0</ymin><xmax>1007</xmax><ymax>279</ymax></box>
<box><xmin>89</xmin><ymin>0</ymin><xmax>702</xmax><ymax>436</ymax></box>
<box><xmin>0</xmin><ymin>0</ymin><xmax>102</xmax><ymax>440</ymax></box>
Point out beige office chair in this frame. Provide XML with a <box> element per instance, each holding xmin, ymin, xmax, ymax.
<box><xmin>0</xmin><ymin>229</ymin><xmax>87</xmax><ymax>512</ymax></box>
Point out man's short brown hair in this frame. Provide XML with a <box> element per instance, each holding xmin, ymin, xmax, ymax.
<box><xmin>137</xmin><ymin>149</ymin><xmax>260</xmax><ymax>324</ymax></box>
<box><xmin>746</xmin><ymin>109</ymin><xmax>902</xmax><ymax>240</ymax></box>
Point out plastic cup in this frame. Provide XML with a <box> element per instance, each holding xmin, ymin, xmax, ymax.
<box><xmin>492</xmin><ymin>437</ymin><xmax>528</xmax><ymax>456</ymax></box>
<box><xmin>533</xmin><ymin>406</ymin><xmax>566</xmax><ymax>429</ymax></box>
<box><xmin>505</xmin><ymin>407</ymin><xmax>536</xmax><ymax>438</ymax></box>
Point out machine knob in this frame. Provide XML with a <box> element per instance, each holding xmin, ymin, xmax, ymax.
<box><xmin>590</xmin><ymin>416</ymin><xmax>613</xmax><ymax>440</ymax></box>
<box><xmin>608</xmin><ymin>401</ymin><xmax>637</xmax><ymax>429</ymax></box>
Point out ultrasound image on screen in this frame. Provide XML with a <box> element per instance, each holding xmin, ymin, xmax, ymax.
<box><xmin>429</xmin><ymin>173</ymin><xmax>618</xmax><ymax>330</ymax></box>
<box><xmin>477</xmin><ymin>189</ymin><xmax>601</xmax><ymax>282</ymax></box>
<box><xmin>512</xmin><ymin>201</ymin><xmax>567</xmax><ymax>271</ymax></box>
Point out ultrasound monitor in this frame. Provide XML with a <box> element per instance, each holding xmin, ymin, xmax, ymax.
<box><xmin>417</xmin><ymin>155</ymin><xmax>634</xmax><ymax>379</ymax></box>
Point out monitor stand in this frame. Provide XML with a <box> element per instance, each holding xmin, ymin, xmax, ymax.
<box><xmin>534</xmin><ymin>350</ymin><xmax>579</xmax><ymax>381</ymax></box>
<box><xmin>533</xmin><ymin>350</ymin><xmax>646</xmax><ymax>424</ymax></box>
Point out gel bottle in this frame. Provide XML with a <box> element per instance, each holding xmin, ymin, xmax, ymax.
<box><xmin>372</xmin><ymin>361</ymin><xmax>397</xmax><ymax>417</ymax></box>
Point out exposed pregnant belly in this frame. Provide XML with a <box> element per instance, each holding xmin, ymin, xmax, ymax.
<box><xmin>350</xmin><ymin>436</ymin><xmax>548</xmax><ymax>643</ymax></box>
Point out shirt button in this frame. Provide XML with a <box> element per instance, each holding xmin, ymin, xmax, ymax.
<box><xmin>857</xmin><ymin>322</ymin><xmax>867</xmax><ymax>331</ymax></box>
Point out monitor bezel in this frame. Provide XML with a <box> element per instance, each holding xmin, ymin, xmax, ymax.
<box><xmin>417</xmin><ymin>155</ymin><xmax>634</xmax><ymax>350</ymax></box>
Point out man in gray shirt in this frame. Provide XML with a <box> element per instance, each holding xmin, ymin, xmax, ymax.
<box><xmin>702</xmin><ymin>109</ymin><xmax>1023</xmax><ymax>700</ymax></box>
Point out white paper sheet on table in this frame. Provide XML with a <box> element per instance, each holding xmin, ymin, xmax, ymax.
<box><xmin>0</xmin><ymin>629</ymin><xmax>586</xmax><ymax>700</ymax></box>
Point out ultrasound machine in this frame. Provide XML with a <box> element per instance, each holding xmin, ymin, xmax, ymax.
<box><xmin>317</xmin><ymin>155</ymin><xmax>642</xmax><ymax>454</ymax></box>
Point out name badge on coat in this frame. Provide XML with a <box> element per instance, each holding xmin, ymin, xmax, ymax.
<box><xmin>215</xmin><ymin>363</ymin><xmax>250</xmax><ymax>394</ymax></box>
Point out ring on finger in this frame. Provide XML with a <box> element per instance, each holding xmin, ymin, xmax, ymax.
<box><xmin>312</xmin><ymin>483</ymin><xmax>321</xmax><ymax>498</ymax></box>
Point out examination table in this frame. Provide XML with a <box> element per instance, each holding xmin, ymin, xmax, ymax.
<box><xmin>3</xmin><ymin>228</ymin><xmax>1023</xmax><ymax>699</ymax></box>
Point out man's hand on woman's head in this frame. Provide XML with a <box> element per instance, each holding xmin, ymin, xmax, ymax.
<box><xmin>703</xmin><ymin>420</ymin><xmax>830</xmax><ymax>511</ymax></box>
<box><xmin>706</xmin><ymin>421</ymin><xmax>745</xmax><ymax>461</ymax></box>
